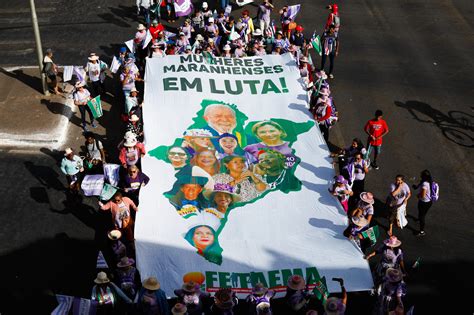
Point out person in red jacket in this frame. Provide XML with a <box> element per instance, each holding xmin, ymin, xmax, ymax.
<box><xmin>325</xmin><ymin>3</ymin><xmax>340</xmax><ymax>36</ymax></box>
<box><xmin>149</xmin><ymin>19</ymin><xmax>165</xmax><ymax>41</ymax></box>
<box><xmin>364</xmin><ymin>109</ymin><xmax>389</xmax><ymax>169</ymax></box>
<box><xmin>315</xmin><ymin>100</ymin><xmax>333</xmax><ymax>143</ymax></box>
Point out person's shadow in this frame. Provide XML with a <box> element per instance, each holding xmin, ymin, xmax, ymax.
<box><xmin>0</xmin><ymin>68</ymin><xmax>42</xmax><ymax>93</ymax></box>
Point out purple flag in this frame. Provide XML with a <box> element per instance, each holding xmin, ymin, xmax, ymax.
<box><xmin>287</xmin><ymin>4</ymin><xmax>301</xmax><ymax>20</ymax></box>
<box><xmin>174</xmin><ymin>0</ymin><xmax>193</xmax><ymax>17</ymax></box>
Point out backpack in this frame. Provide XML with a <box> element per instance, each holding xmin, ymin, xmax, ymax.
<box><xmin>430</xmin><ymin>181</ymin><xmax>439</xmax><ymax>202</ymax></box>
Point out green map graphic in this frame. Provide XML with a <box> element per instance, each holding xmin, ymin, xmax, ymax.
<box><xmin>149</xmin><ymin>100</ymin><xmax>314</xmax><ymax>264</ymax></box>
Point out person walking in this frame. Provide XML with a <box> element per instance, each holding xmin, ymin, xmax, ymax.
<box><xmin>387</xmin><ymin>175</ymin><xmax>411</xmax><ymax>236</ymax></box>
<box><xmin>84</xmin><ymin>53</ymin><xmax>108</xmax><ymax>97</ymax></box>
<box><xmin>364</xmin><ymin>109</ymin><xmax>389</xmax><ymax>170</ymax></box>
<box><xmin>42</xmin><ymin>48</ymin><xmax>61</xmax><ymax>94</ymax></box>
<box><xmin>320</xmin><ymin>25</ymin><xmax>339</xmax><ymax>79</ymax></box>
<box><xmin>73</xmin><ymin>82</ymin><xmax>96</xmax><ymax>131</ymax></box>
<box><xmin>60</xmin><ymin>147</ymin><xmax>84</xmax><ymax>195</ymax></box>
<box><xmin>412</xmin><ymin>169</ymin><xmax>437</xmax><ymax>236</ymax></box>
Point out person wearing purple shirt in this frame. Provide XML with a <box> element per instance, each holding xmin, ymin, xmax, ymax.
<box><xmin>244</xmin><ymin>120</ymin><xmax>292</xmax><ymax>163</ymax></box>
<box><xmin>120</xmin><ymin>165</ymin><xmax>150</xmax><ymax>206</ymax></box>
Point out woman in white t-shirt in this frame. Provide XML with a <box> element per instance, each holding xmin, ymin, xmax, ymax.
<box><xmin>413</xmin><ymin>170</ymin><xmax>433</xmax><ymax>236</ymax></box>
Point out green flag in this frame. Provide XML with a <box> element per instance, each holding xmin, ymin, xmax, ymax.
<box><xmin>361</xmin><ymin>225</ymin><xmax>380</xmax><ymax>246</ymax></box>
<box><xmin>311</xmin><ymin>35</ymin><xmax>322</xmax><ymax>56</ymax></box>
<box><xmin>202</xmin><ymin>51</ymin><xmax>216</xmax><ymax>65</ymax></box>
<box><xmin>312</xmin><ymin>275</ymin><xmax>329</xmax><ymax>303</ymax></box>
<box><xmin>87</xmin><ymin>96</ymin><xmax>103</xmax><ymax>119</ymax></box>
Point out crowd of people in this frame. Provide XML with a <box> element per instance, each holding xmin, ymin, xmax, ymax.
<box><xmin>51</xmin><ymin>1</ymin><xmax>439</xmax><ymax>314</ymax></box>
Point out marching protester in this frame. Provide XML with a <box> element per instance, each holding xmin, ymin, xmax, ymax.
<box><xmin>73</xmin><ymin>82</ymin><xmax>96</xmax><ymax>131</ymax></box>
<box><xmin>412</xmin><ymin>169</ymin><xmax>438</xmax><ymax>236</ymax></box>
<box><xmin>120</xmin><ymin>165</ymin><xmax>150</xmax><ymax>206</ymax></box>
<box><xmin>246</xmin><ymin>283</ymin><xmax>275</xmax><ymax>315</ymax></box>
<box><xmin>42</xmin><ymin>48</ymin><xmax>61</xmax><ymax>94</ymax></box>
<box><xmin>174</xmin><ymin>281</ymin><xmax>211</xmax><ymax>315</ymax></box>
<box><xmin>387</xmin><ymin>175</ymin><xmax>411</xmax><ymax>236</ymax></box>
<box><xmin>60</xmin><ymin>147</ymin><xmax>84</xmax><ymax>195</ymax></box>
<box><xmin>284</xmin><ymin>275</ymin><xmax>310</xmax><ymax>312</ymax></box>
<box><xmin>210</xmin><ymin>288</ymin><xmax>238</xmax><ymax>315</ymax></box>
<box><xmin>84</xmin><ymin>132</ymin><xmax>106</xmax><ymax>173</ymax></box>
<box><xmin>135</xmin><ymin>277</ymin><xmax>171</xmax><ymax>315</ymax></box>
<box><xmin>320</xmin><ymin>25</ymin><xmax>339</xmax><ymax>79</ymax></box>
<box><xmin>91</xmin><ymin>271</ymin><xmax>133</xmax><ymax>313</ymax></box>
<box><xmin>84</xmin><ymin>53</ymin><xmax>107</xmax><ymax>97</ymax></box>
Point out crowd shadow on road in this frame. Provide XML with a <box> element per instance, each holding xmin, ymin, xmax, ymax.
<box><xmin>394</xmin><ymin>100</ymin><xmax>474</xmax><ymax>148</ymax></box>
<box><xmin>0</xmin><ymin>67</ymin><xmax>42</xmax><ymax>94</ymax></box>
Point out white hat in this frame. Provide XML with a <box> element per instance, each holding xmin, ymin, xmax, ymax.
<box><xmin>300</xmin><ymin>56</ymin><xmax>309</xmax><ymax>63</ymax></box>
<box><xmin>253</xmin><ymin>29</ymin><xmax>262</xmax><ymax>36</ymax></box>
<box><xmin>124</xmin><ymin>131</ymin><xmax>136</xmax><ymax>140</ymax></box>
<box><xmin>88</xmin><ymin>54</ymin><xmax>99</xmax><ymax>61</ymax></box>
<box><xmin>129</xmin><ymin>114</ymin><xmax>140</xmax><ymax>122</ymax></box>
<box><xmin>64</xmin><ymin>148</ymin><xmax>73</xmax><ymax>156</ymax></box>
<box><xmin>208</xmin><ymin>17</ymin><xmax>214</xmax><ymax>23</ymax></box>
<box><xmin>75</xmin><ymin>81</ymin><xmax>85</xmax><ymax>88</ymax></box>
<box><xmin>130</xmin><ymin>87</ymin><xmax>139</xmax><ymax>94</ymax></box>
<box><xmin>183</xmin><ymin>209</ymin><xmax>222</xmax><ymax>233</ymax></box>
<box><xmin>185</xmin><ymin>45</ymin><xmax>192</xmax><ymax>50</ymax></box>
<box><xmin>196</xmin><ymin>34</ymin><xmax>204</xmax><ymax>41</ymax></box>
<box><xmin>137</xmin><ymin>24</ymin><xmax>146</xmax><ymax>31</ymax></box>
<box><xmin>223</xmin><ymin>44</ymin><xmax>231</xmax><ymax>51</ymax></box>
<box><xmin>202</xmin><ymin>1</ymin><xmax>208</xmax><ymax>8</ymax></box>
<box><xmin>179</xmin><ymin>31</ymin><xmax>185</xmax><ymax>36</ymax></box>
<box><xmin>124</xmin><ymin>137</ymin><xmax>138</xmax><ymax>147</ymax></box>
<box><xmin>316</xmin><ymin>70</ymin><xmax>328</xmax><ymax>80</ymax></box>
<box><xmin>107</xmin><ymin>229</ymin><xmax>122</xmax><ymax>240</ymax></box>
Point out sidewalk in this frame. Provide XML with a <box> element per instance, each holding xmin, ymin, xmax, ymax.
<box><xmin>0</xmin><ymin>67</ymin><xmax>121</xmax><ymax>155</ymax></box>
<box><xmin>0</xmin><ymin>67</ymin><xmax>74</xmax><ymax>149</ymax></box>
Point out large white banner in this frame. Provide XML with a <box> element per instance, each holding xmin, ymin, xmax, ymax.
<box><xmin>138</xmin><ymin>54</ymin><xmax>372</xmax><ymax>297</ymax></box>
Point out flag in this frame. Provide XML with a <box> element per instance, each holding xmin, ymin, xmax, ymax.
<box><xmin>312</xmin><ymin>276</ymin><xmax>329</xmax><ymax>304</ymax></box>
<box><xmin>212</xmin><ymin>9</ymin><xmax>218</xmax><ymax>20</ymax></box>
<box><xmin>73</xmin><ymin>66</ymin><xmax>86</xmax><ymax>85</ymax></box>
<box><xmin>164</xmin><ymin>31</ymin><xmax>177</xmax><ymax>39</ymax></box>
<box><xmin>87</xmin><ymin>96</ymin><xmax>103</xmax><ymax>119</ymax></box>
<box><xmin>110</xmin><ymin>56</ymin><xmax>121</xmax><ymax>74</ymax></box>
<box><xmin>174</xmin><ymin>0</ymin><xmax>193</xmax><ymax>17</ymax></box>
<box><xmin>287</xmin><ymin>4</ymin><xmax>301</xmax><ymax>21</ymax></box>
<box><xmin>236</xmin><ymin>0</ymin><xmax>254</xmax><ymax>6</ymax></box>
<box><xmin>51</xmin><ymin>295</ymin><xmax>74</xmax><ymax>315</ymax></box>
<box><xmin>96</xmin><ymin>250</ymin><xmax>109</xmax><ymax>269</ymax></box>
<box><xmin>202</xmin><ymin>51</ymin><xmax>216</xmax><ymax>64</ymax></box>
<box><xmin>361</xmin><ymin>225</ymin><xmax>380</xmax><ymax>246</ymax></box>
<box><xmin>125</xmin><ymin>39</ymin><xmax>135</xmax><ymax>53</ymax></box>
<box><xmin>266</xmin><ymin>20</ymin><xmax>276</xmax><ymax>38</ymax></box>
<box><xmin>143</xmin><ymin>30</ymin><xmax>153</xmax><ymax>48</ymax></box>
<box><xmin>311</xmin><ymin>32</ymin><xmax>322</xmax><ymax>56</ymax></box>
<box><xmin>63</xmin><ymin>66</ymin><xmax>73</xmax><ymax>82</ymax></box>
<box><xmin>72</xmin><ymin>297</ymin><xmax>94</xmax><ymax>315</ymax></box>
<box><xmin>224</xmin><ymin>5</ymin><xmax>232</xmax><ymax>17</ymax></box>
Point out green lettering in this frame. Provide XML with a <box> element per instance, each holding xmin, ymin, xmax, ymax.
<box><xmin>224</xmin><ymin>58</ymin><xmax>233</xmax><ymax>66</ymax></box>
<box><xmin>253</xmin><ymin>67</ymin><xmax>263</xmax><ymax>75</ymax></box>
<box><xmin>198</xmin><ymin>65</ymin><xmax>210</xmax><ymax>73</ymax></box>
<box><xmin>254</xmin><ymin>58</ymin><xmax>264</xmax><ymax>66</ymax></box>
<box><xmin>264</xmin><ymin>66</ymin><xmax>273</xmax><ymax>74</ymax></box>
<box><xmin>180</xmin><ymin>78</ymin><xmax>202</xmax><ymax>92</ymax></box>
<box><xmin>305</xmin><ymin>267</ymin><xmax>322</xmax><ymax>285</ymax></box>
<box><xmin>261</xmin><ymin>79</ymin><xmax>281</xmax><ymax>94</ymax></box>
<box><xmin>243</xmin><ymin>80</ymin><xmax>260</xmax><ymax>94</ymax></box>
<box><xmin>218</xmin><ymin>272</ymin><xmax>232</xmax><ymax>288</ymax></box>
<box><xmin>210</xmin><ymin>66</ymin><xmax>221</xmax><ymax>74</ymax></box>
<box><xmin>236</xmin><ymin>273</ymin><xmax>251</xmax><ymax>289</ymax></box>
<box><xmin>250</xmin><ymin>272</ymin><xmax>268</xmax><ymax>287</ymax></box>
<box><xmin>188</xmin><ymin>63</ymin><xmax>198</xmax><ymax>72</ymax></box>
<box><xmin>209</xmin><ymin>79</ymin><xmax>225</xmax><ymax>94</ymax></box>
<box><xmin>163</xmin><ymin>77</ymin><xmax>179</xmax><ymax>91</ymax></box>
<box><xmin>163</xmin><ymin>65</ymin><xmax>176</xmax><ymax>73</ymax></box>
<box><xmin>232</xmin><ymin>67</ymin><xmax>242</xmax><ymax>75</ymax></box>
<box><xmin>268</xmin><ymin>270</ymin><xmax>282</xmax><ymax>287</ymax></box>
<box><xmin>233</xmin><ymin>58</ymin><xmax>243</xmax><ymax>66</ymax></box>
<box><xmin>176</xmin><ymin>65</ymin><xmax>188</xmax><ymax>72</ymax></box>
<box><xmin>224</xmin><ymin>80</ymin><xmax>243</xmax><ymax>95</ymax></box>
<box><xmin>242</xmin><ymin>68</ymin><xmax>253</xmax><ymax>75</ymax></box>
<box><xmin>206</xmin><ymin>271</ymin><xmax>219</xmax><ymax>288</ymax></box>
<box><xmin>273</xmin><ymin>65</ymin><xmax>283</xmax><ymax>73</ymax></box>
<box><xmin>180</xmin><ymin>55</ymin><xmax>192</xmax><ymax>63</ymax></box>
<box><xmin>244</xmin><ymin>59</ymin><xmax>253</xmax><ymax>67</ymax></box>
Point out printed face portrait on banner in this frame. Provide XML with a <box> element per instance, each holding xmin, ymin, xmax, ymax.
<box><xmin>203</xmin><ymin>104</ymin><xmax>237</xmax><ymax>135</ymax></box>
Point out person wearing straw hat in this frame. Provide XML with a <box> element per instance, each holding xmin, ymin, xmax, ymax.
<box><xmin>378</xmin><ymin>268</ymin><xmax>407</xmax><ymax>314</ymax></box>
<box><xmin>99</xmin><ymin>191</ymin><xmax>138</xmax><ymax>253</ymax></box>
<box><xmin>91</xmin><ymin>271</ymin><xmax>132</xmax><ymax>312</ymax></box>
<box><xmin>211</xmin><ymin>288</ymin><xmax>238</xmax><ymax>314</ymax></box>
<box><xmin>126</xmin><ymin>113</ymin><xmax>144</xmax><ymax>142</ymax></box>
<box><xmin>107</xmin><ymin>229</ymin><xmax>127</xmax><ymax>264</ymax></box>
<box><xmin>115</xmin><ymin>256</ymin><xmax>140</xmax><ymax>299</ymax></box>
<box><xmin>136</xmin><ymin>277</ymin><xmax>171</xmax><ymax>315</ymax></box>
<box><xmin>168</xmin><ymin>175</ymin><xmax>209</xmax><ymax>211</ymax></box>
<box><xmin>246</xmin><ymin>283</ymin><xmax>275</xmax><ymax>315</ymax></box>
<box><xmin>284</xmin><ymin>275</ymin><xmax>310</xmax><ymax>311</ymax></box>
<box><xmin>172</xmin><ymin>303</ymin><xmax>188</xmax><ymax>315</ymax></box>
<box><xmin>84</xmin><ymin>53</ymin><xmax>108</xmax><ymax>97</ymax></box>
<box><xmin>118</xmin><ymin>133</ymin><xmax>146</xmax><ymax>169</ymax></box>
<box><xmin>354</xmin><ymin>191</ymin><xmax>375</xmax><ymax>224</ymax></box>
<box><xmin>60</xmin><ymin>147</ymin><xmax>84</xmax><ymax>194</ymax></box>
<box><xmin>365</xmin><ymin>236</ymin><xmax>407</xmax><ymax>290</ymax></box>
<box><xmin>324</xmin><ymin>296</ymin><xmax>346</xmax><ymax>315</ymax></box>
<box><xmin>73</xmin><ymin>81</ymin><xmax>97</xmax><ymax>131</ymax></box>
<box><xmin>174</xmin><ymin>280</ymin><xmax>211</xmax><ymax>315</ymax></box>
<box><xmin>221</xmin><ymin>44</ymin><xmax>232</xmax><ymax>57</ymax></box>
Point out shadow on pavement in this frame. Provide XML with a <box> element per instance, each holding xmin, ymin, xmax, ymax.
<box><xmin>394</xmin><ymin>100</ymin><xmax>474</xmax><ymax>148</ymax></box>
<box><xmin>0</xmin><ymin>67</ymin><xmax>42</xmax><ymax>93</ymax></box>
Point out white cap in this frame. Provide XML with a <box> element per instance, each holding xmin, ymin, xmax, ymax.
<box><xmin>202</xmin><ymin>1</ymin><xmax>208</xmax><ymax>8</ymax></box>
<box><xmin>208</xmin><ymin>17</ymin><xmax>214</xmax><ymax>23</ymax></box>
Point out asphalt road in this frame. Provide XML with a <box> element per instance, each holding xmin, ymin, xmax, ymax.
<box><xmin>0</xmin><ymin>0</ymin><xmax>473</xmax><ymax>314</ymax></box>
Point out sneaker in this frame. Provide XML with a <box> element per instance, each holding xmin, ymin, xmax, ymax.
<box><xmin>329</xmin><ymin>74</ymin><xmax>334</xmax><ymax>79</ymax></box>
<box><xmin>372</xmin><ymin>161</ymin><xmax>379</xmax><ymax>170</ymax></box>
<box><xmin>82</xmin><ymin>125</ymin><xmax>89</xmax><ymax>132</ymax></box>
<box><xmin>416</xmin><ymin>231</ymin><xmax>426</xmax><ymax>237</ymax></box>
<box><xmin>91</xmin><ymin>122</ymin><xmax>97</xmax><ymax>128</ymax></box>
